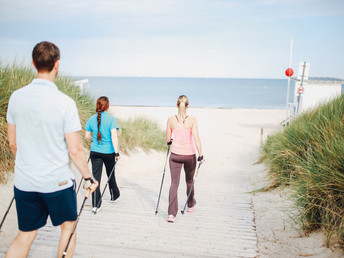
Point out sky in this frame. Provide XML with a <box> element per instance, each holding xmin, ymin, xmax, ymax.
<box><xmin>0</xmin><ymin>0</ymin><xmax>343</xmax><ymax>79</ymax></box>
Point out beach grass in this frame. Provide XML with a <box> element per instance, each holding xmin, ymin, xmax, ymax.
<box><xmin>0</xmin><ymin>61</ymin><xmax>165</xmax><ymax>184</ymax></box>
<box><xmin>260</xmin><ymin>95</ymin><xmax>344</xmax><ymax>247</ymax></box>
<box><xmin>118</xmin><ymin>117</ymin><xmax>166</xmax><ymax>154</ymax></box>
<box><xmin>0</xmin><ymin>61</ymin><xmax>35</xmax><ymax>183</ymax></box>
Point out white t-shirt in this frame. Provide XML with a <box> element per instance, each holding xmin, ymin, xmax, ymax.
<box><xmin>7</xmin><ymin>79</ymin><xmax>81</xmax><ymax>193</ymax></box>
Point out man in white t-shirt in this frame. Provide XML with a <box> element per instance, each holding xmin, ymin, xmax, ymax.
<box><xmin>6</xmin><ymin>41</ymin><xmax>98</xmax><ymax>258</ymax></box>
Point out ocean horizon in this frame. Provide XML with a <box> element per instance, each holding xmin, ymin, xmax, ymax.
<box><xmin>73</xmin><ymin>76</ymin><xmax>295</xmax><ymax>109</ymax></box>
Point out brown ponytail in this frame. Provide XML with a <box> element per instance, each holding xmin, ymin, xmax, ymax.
<box><xmin>96</xmin><ymin>96</ymin><xmax>110</xmax><ymax>143</ymax></box>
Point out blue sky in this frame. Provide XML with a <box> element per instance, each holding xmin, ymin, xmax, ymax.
<box><xmin>0</xmin><ymin>0</ymin><xmax>343</xmax><ymax>79</ymax></box>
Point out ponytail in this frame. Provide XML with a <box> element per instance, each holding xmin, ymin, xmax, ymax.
<box><xmin>97</xmin><ymin>110</ymin><xmax>102</xmax><ymax>143</ymax></box>
<box><xmin>95</xmin><ymin>96</ymin><xmax>110</xmax><ymax>143</ymax></box>
<box><xmin>177</xmin><ymin>95</ymin><xmax>189</xmax><ymax>122</ymax></box>
<box><xmin>178</xmin><ymin>101</ymin><xmax>186</xmax><ymax>121</ymax></box>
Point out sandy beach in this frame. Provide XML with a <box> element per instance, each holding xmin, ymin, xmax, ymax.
<box><xmin>0</xmin><ymin>106</ymin><xmax>342</xmax><ymax>257</ymax></box>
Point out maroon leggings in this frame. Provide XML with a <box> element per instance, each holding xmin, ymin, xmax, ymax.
<box><xmin>168</xmin><ymin>153</ymin><xmax>196</xmax><ymax>216</ymax></box>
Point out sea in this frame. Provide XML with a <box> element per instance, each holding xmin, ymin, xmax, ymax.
<box><xmin>73</xmin><ymin>76</ymin><xmax>295</xmax><ymax>109</ymax></box>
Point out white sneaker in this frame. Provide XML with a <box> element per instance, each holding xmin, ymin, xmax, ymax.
<box><xmin>167</xmin><ymin>215</ymin><xmax>175</xmax><ymax>223</ymax></box>
<box><xmin>92</xmin><ymin>207</ymin><xmax>101</xmax><ymax>214</ymax></box>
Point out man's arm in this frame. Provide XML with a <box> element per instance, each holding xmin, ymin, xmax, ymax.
<box><xmin>64</xmin><ymin>131</ymin><xmax>92</xmax><ymax>179</ymax></box>
<box><xmin>7</xmin><ymin>123</ymin><xmax>17</xmax><ymax>157</ymax></box>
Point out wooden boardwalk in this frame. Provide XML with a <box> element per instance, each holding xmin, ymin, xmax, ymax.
<box><xmin>0</xmin><ymin>160</ymin><xmax>258</xmax><ymax>258</ymax></box>
<box><xmin>0</xmin><ymin>107</ymin><xmax>282</xmax><ymax>258</ymax></box>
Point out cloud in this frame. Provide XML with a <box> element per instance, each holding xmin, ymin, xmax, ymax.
<box><xmin>0</xmin><ymin>0</ymin><xmax>182</xmax><ymax>19</ymax></box>
<box><xmin>260</xmin><ymin>0</ymin><xmax>344</xmax><ymax>17</ymax></box>
<box><xmin>0</xmin><ymin>0</ymin><xmax>343</xmax><ymax>78</ymax></box>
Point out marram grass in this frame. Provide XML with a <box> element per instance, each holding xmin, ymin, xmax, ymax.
<box><xmin>261</xmin><ymin>95</ymin><xmax>344</xmax><ymax>247</ymax></box>
<box><xmin>0</xmin><ymin>61</ymin><xmax>165</xmax><ymax>184</ymax></box>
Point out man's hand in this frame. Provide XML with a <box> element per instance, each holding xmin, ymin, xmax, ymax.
<box><xmin>83</xmin><ymin>177</ymin><xmax>99</xmax><ymax>193</ymax></box>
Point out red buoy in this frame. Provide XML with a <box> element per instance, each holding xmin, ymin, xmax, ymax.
<box><xmin>285</xmin><ymin>68</ymin><xmax>294</xmax><ymax>77</ymax></box>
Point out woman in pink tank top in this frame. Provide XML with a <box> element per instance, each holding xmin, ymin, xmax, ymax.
<box><xmin>165</xmin><ymin>95</ymin><xmax>204</xmax><ymax>223</ymax></box>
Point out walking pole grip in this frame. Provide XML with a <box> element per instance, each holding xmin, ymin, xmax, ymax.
<box><xmin>85</xmin><ymin>188</ymin><xmax>91</xmax><ymax>199</ymax></box>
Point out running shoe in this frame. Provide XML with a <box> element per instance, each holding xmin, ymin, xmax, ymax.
<box><xmin>187</xmin><ymin>199</ymin><xmax>196</xmax><ymax>213</ymax></box>
<box><xmin>92</xmin><ymin>207</ymin><xmax>101</xmax><ymax>214</ymax></box>
<box><xmin>167</xmin><ymin>215</ymin><xmax>175</xmax><ymax>223</ymax></box>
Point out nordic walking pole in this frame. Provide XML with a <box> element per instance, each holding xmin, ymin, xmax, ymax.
<box><xmin>94</xmin><ymin>160</ymin><xmax>117</xmax><ymax>213</ymax></box>
<box><xmin>76</xmin><ymin>155</ymin><xmax>91</xmax><ymax>195</ymax></box>
<box><xmin>155</xmin><ymin>141</ymin><xmax>172</xmax><ymax>215</ymax></box>
<box><xmin>181</xmin><ymin>162</ymin><xmax>202</xmax><ymax>215</ymax></box>
<box><xmin>0</xmin><ymin>196</ymin><xmax>15</xmax><ymax>232</ymax></box>
<box><xmin>62</xmin><ymin>188</ymin><xmax>91</xmax><ymax>258</ymax></box>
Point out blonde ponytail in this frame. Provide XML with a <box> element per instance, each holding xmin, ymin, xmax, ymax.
<box><xmin>177</xmin><ymin>95</ymin><xmax>189</xmax><ymax>121</ymax></box>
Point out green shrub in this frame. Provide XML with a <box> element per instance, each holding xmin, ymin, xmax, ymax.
<box><xmin>261</xmin><ymin>95</ymin><xmax>344</xmax><ymax>247</ymax></box>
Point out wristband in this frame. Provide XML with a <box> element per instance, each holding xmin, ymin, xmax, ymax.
<box><xmin>197</xmin><ymin>155</ymin><xmax>204</xmax><ymax>162</ymax></box>
<box><xmin>83</xmin><ymin>177</ymin><xmax>94</xmax><ymax>189</ymax></box>
<box><xmin>114</xmin><ymin>153</ymin><xmax>120</xmax><ymax>157</ymax></box>
<box><xmin>84</xmin><ymin>177</ymin><xmax>94</xmax><ymax>182</ymax></box>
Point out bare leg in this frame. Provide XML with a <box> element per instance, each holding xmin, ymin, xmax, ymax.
<box><xmin>58</xmin><ymin>221</ymin><xmax>76</xmax><ymax>258</ymax></box>
<box><xmin>5</xmin><ymin>230</ymin><xmax>38</xmax><ymax>258</ymax></box>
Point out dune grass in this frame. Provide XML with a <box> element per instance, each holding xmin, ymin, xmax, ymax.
<box><xmin>118</xmin><ymin>117</ymin><xmax>166</xmax><ymax>154</ymax></box>
<box><xmin>0</xmin><ymin>61</ymin><xmax>165</xmax><ymax>184</ymax></box>
<box><xmin>260</xmin><ymin>95</ymin><xmax>344</xmax><ymax>247</ymax></box>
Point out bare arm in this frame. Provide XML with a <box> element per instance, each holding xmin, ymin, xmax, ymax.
<box><xmin>166</xmin><ymin>117</ymin><xmax>173</xmax><ymax>143</ymax></box>
<box><xmin>85</xmin><ymin>130</ymin><xmax>92</xmax><ymax>142</ymax></box>
<box><xmin>111</xmin><ymin>129</ymin><xmax>120</xmax><ymax>160</ymax></box>
<box><xmin>191</xmin><ymin>118</ymin><xmax>203</xmax><ymax>157</ymax></box>
<box><xmin>7</xmin><ymin>123</ymin><xmax>17</xmax><ymax>157</ymax></box>
<box><xmin>65</xmin><ymin>131</ymin><xmax>92</xmax><ymax>179</ymax></box>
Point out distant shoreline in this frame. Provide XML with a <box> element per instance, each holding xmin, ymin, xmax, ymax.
<box><xmin>73</xmin><ymin>76</ymin><xmax>293</xmax><ymax>110</ymax></box>
<box><xmin>73</xmin><ymin>75</ymin><xmax>288</xmax><ymax>80</ymax></box>
<box><xmin>109</xmin><ymin>104</ymin><xmax>285</xmax><ymax>110</ymax></box>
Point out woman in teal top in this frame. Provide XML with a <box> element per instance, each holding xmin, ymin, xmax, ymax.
<box><xmin>85</xmin><ymin>96</ymin><xmax>120</xmax><ymax>213</ymax></box>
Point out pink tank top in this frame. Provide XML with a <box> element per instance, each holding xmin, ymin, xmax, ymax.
<box><xmin>171</xmin><ymin>116</ymin><xmax>196</xmax><ymax>155</ymax></box>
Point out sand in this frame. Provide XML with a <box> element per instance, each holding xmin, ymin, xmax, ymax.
<box><xmin>0</xmin><ymin>106</ymin><xmax>342</xmax><ymax>257</ymax></box>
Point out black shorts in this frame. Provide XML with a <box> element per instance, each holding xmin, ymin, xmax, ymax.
<box><xmin>14</xmin><ymin>185</ymin><xmax>77</xmax><ymax>232</ymax></box>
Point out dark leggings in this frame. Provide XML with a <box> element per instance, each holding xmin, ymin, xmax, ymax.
<box><xmin>168</xmin><ymin>153</ymin><xmax>196</xmax><ymax>216</ymax></box>
<box><xmin>90</xmin><ymin>151</ymin><xmax>120</xmax><ymax>208</ymax></box>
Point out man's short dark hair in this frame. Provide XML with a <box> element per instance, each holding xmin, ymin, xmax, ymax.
<box><xmin>32</xmin><ymin>41</ymin><xmax>60</xmax><ymax>72</ymax></box>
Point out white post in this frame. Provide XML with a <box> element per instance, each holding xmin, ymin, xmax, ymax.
<box><xmin>74</xmin><ymin>79</ymin><xmax>89</xmax><ymax>93</ymax></box>
<box><xmin>285</xmin><ymin>38</ymin><xmax>293</xmax><ymax>124</ymax></box>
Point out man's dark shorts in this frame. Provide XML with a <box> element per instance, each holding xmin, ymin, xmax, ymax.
<box><xmin>14</xmin><ymin>185</ymin><xmax>77</xmax><ymax>232</ymax></box>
